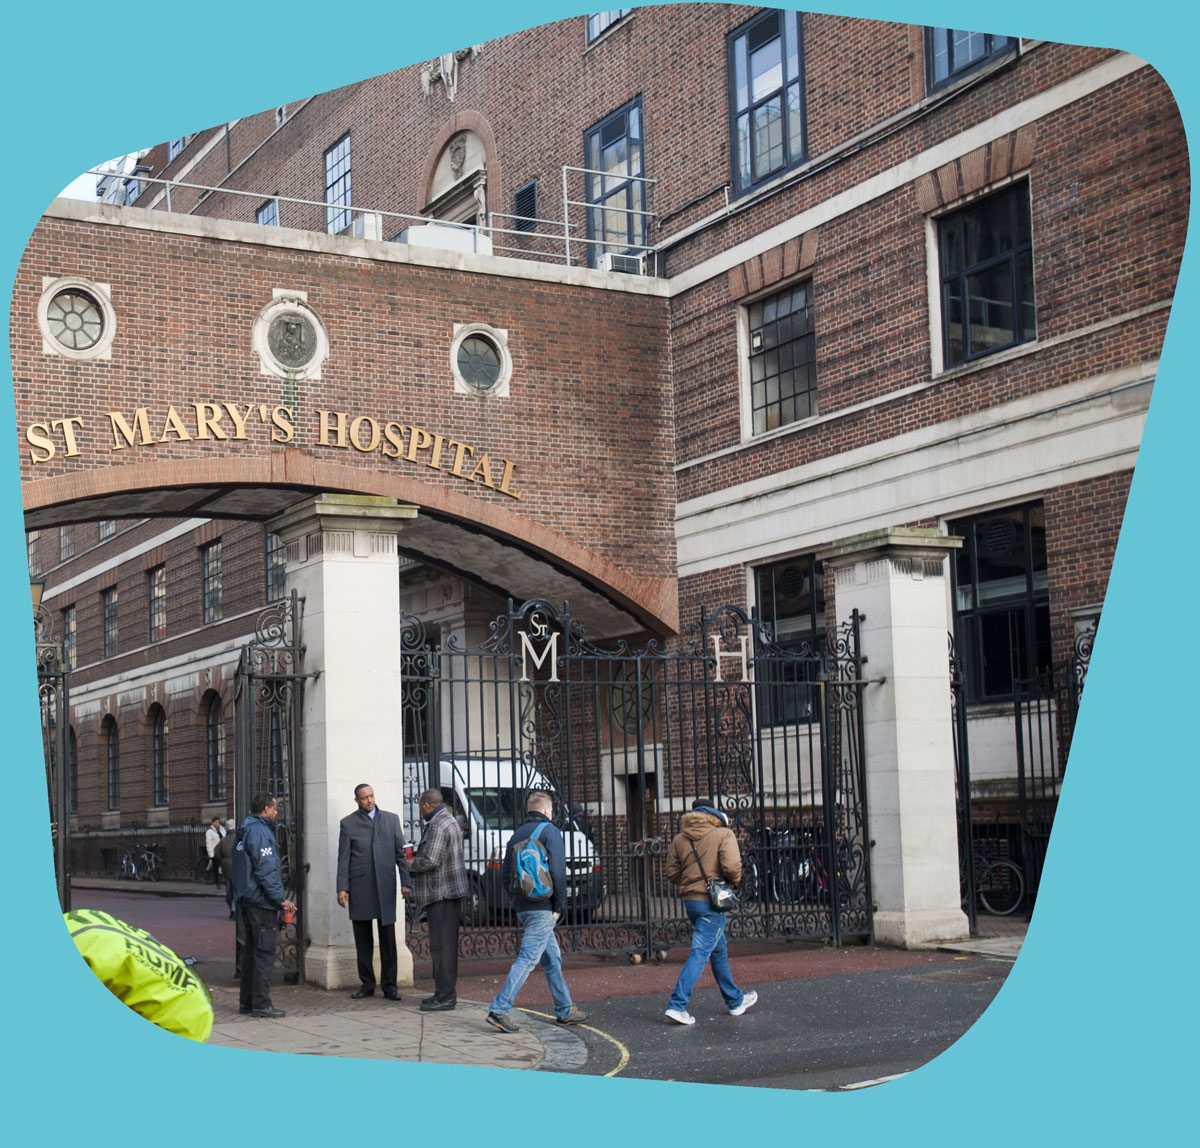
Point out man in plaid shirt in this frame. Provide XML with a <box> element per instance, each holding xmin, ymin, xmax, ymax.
<box><xmin>407</xmin><ymin>789</ymin><xmax>470</xmax><ymax>1010</ymax></box>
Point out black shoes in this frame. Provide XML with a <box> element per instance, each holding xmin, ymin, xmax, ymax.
<box><xmin>350</xmin><ymin>988</ymin><xmax>375</xmax><ymax>999</ymax></box>
<box><xmin>420</xmin><ymin>995</ymin><xmax>456</xmax><ymax>1011</ymax></box>
<box><xmin>250</xmin><ymin>1006</ymin><xmax>286</xmax><ymax>1019</ymax></box>
<box><xmin>383</xmin><ymin>989</ymin><xmax>402</xmax><ymax>1002</ymax></box>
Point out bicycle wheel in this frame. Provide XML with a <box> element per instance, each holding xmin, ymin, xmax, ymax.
<box><xmin>978</xmin><ymin>860</ymin><xmax>1024</xmax><ymax>916</ymax></box>
<box><xmin>148</xmin><ymin>857</ymin><xmax>162</xmax><ymax>882</ymax></box>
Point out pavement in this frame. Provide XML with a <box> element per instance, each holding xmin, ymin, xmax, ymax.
<box><xmin>70</xmin><ymin>875</ymin><xmax>1025</xmax><ymax>1072</ymax></box>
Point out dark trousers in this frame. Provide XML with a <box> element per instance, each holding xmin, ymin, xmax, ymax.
<box><xmin>427</xmin><ymin>898</ymin><xmax>462</xmax><ymax>1000</ymax></box>
<box><xmin>210</xmin><ymin>856</ymin><xmax>222</xmax><ymax>886</ymax></box>
<box><xmin>223</xmin><ymin>874</ymin><xmax>235</xmax><ymax>914</ymax></box>
<box><xmin>352</xmin><ymin>918</ymin><xmax>398</xmax><ymax>992</ymax></box>
<box><xmin>239</xmin><ymin>902</ymin><xmax>279</xmax><ymax>1011</ymax></box>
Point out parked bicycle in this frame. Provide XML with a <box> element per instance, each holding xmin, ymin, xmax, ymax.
<box><xmin>119</xmin><ymin>843</ymin><xmax>164</xmax><ymax>882</ymax></box>
<box><xmin>741</xmin><ymin>825</ymin><xmax>849</xmax><ymax>910</ymax></box>
<box><xmin>975</xmin><ymin>855</ymin><xmax>1024</xmax><ymax>916</ymax></box>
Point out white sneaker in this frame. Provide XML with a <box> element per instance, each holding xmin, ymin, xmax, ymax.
<box><xmin>665</xmin><ymin>1007</ymin><xmax>696</xmax><ymax>1025</ymax></box>
<box><xmin>729</xmin><ymin>990</ymin><xmax>758</xmax><ymax>1016</ymax></box>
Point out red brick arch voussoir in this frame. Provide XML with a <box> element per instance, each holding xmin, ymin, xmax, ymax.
<box><xmin>22</xmin><ymin>453</ymin><xmax>679</xmax><ymax>635</ymax></box>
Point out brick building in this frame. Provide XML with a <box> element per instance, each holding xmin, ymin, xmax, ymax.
<box><xmin>15</xmin><ymin>6</ymin><xmax>1187</xmax><ymax>974</ymax></box>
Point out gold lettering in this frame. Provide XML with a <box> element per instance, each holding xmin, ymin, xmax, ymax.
<box><xmin>467</xmin><ymin>452</ymin><xmax>496</xmax><ymax>489</ymax></box>
<box><xmin>222</xmin><ymin>402</ymin><xmax>255</xmax><ymax>440</ymax></box>
<box><xmin>498</xmin><ymin>459</ymin><xmax>523</xmax><ymax>500</ymax></box>
<box><xmin>448</xmin><ymin>440</ymin><xmax>474</xmax><ymax>477</ymax></box>
<box><xmin>382</xmin><ymin>422</ymin><xmax>405</xmax><ymax>459</ymax></box>
<box><xmin>349</xmin><ymin>416</ymin><xmax>381</xmax><ymax>453</ymax></box>
<box><xmin>192</xmin><ymin>402</ymin><xmax>227</xmax><ymax>440</ymax></box>
<box><xmin>317</xmin><ymin>410</ymin><xmax>348</xmax><ymax>447</ymax></box>
<box><xmin>107</xmin><ymin>408</ymin><xmax>154</xmax><ymax>450</ymax></box>
<box><xmin>271</xmin><ymin>407</ymin><xmax>294</xmax><ymax>443</ymax></box>
<box><xmin>405</xmin><ymin>426</ymin><xmax>432</xmax><ymax>463</ymax></box>
<box><xmin>428</xmin><ymin>432</ymin><xmax>446</xmax><ymax>470</ymax></box>
<box><xmin>26</xmin><ymin>423</ymin><xmax>55</xmax><ymax>464</ymax></box>
<box><xmin>52</xmin><ymin>417</ymin><xmax>84</xmax><ymax>458</ymax></box>
<box><xmin>159</xmin><ymin>405</ymin><xmax>192</xmax><ymax>442</ymax></box>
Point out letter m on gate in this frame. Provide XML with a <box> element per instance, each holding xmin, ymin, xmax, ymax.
<box><xmin>519</xmin><ymin>630</ymin><xmax>560</xmax><ymax>683</ymax></box>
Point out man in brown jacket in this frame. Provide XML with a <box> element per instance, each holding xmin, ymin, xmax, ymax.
<box><xmin>663</xmin><ymin>799</ymin><xmax>758</xmax><ymax>1025</ymax></box>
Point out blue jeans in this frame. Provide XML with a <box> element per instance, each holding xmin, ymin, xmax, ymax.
<box><xmin>668</xmin><ymin>900</ymin><xmax>745</xmax><ymax>1012</ymax></box>
<box><xmin>489</xmin><ymin>910</ymin><xmax>574</xmax><ymax>1020</ymax></box>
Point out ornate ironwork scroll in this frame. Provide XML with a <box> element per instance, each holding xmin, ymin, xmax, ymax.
<box><xmin>35</xmin><ymin>604</ymin><xmax>71</xmax><ymax>911</ymax></box>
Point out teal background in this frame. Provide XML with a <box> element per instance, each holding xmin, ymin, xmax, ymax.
<box><xmin>1</xmin><ymin>3</ymin><xmax>1192</xmax><ymax>1140</ymax></box>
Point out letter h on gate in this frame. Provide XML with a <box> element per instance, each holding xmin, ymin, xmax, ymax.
<box><xmin>710</xmin><ymin>634</ymin><xmax>750</xmax><ymax>683</ymax></box>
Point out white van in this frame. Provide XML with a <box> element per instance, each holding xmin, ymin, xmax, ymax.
<box><xmin>403</xmin><ymin>757</ymin><xmax>605</xmax><ymax>924</ymax></box>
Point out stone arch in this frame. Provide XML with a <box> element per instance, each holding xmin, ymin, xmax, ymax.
<box><xmin>419</xmin><ymin>110</ymin><xmax>502</xmax><ymax>223</ymax></box>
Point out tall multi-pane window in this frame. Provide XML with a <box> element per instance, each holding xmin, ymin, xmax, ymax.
<box><xmin>98</xmin><ymin>520</ymin><xmax>117</xmax><ymax>540</ymax></box>
<box><xmin>148</xmin><ymin>565</ymin><xmax>167</xmax><ymax>641</ymax></box>
<box><xmin>257</xmin><ymin>199</ymin><xmax>279</xmax><ymax>227</ymax></box>
<box><xmin>102</xmin><ymin>587</ymin><xmax>118</xmax><ymax>657</ymax></box>
<box><xmin>938</xmin><ymin>181</ymin><xmax>1035</xmax><ymax>367</ymax></box>
<box><xmin>325</xmin><ymin>135</ymin><xmax>352</xmax><ymax>234</ymax></box>
<box><xmin>202</xmin><ymin>542</ymin><xmax>223</xmax><ymax>624</ymax></box>
<box><xmin>105</xmin><ymin>718</ymin><xmax>120</xmax><ymax>810</ymax></box>
<box><xmin>755</xmin><ymin>556</ymin><xmax>825</xmax><ymax>725</ymax></box>
<box><xmin>586</xmin><ymin>10</ymin><xmax>631</xmax><ymax>41</ymax></box>
<box><xmin>206</xmin><ymin>696</ymin><xmax>226</xmax><ymax>801</ymax></box>
<box><xmin>62</xmin><ymin>605</ymin><xmax>76</xmax><ymax>670</ymax></box>
<box><xmin>728</xmin><ymin>9</ymin><xmax>806</xmax><ymax>197</ymax></box>
<box><xmin>584</xmin><ymin>99</ymin><xmax>645</xmax><ymax>267</ymax></box>
<box><xmin>950</xmin><ymin>504</ymin><xmax>1050</xmax><ymax>704</ymax></box>
<box><xmin>59</xmin><ymin>525</ymin><xmax>75</xmax><ymax>562</ymax></box>
<box><xmin>152</xmin><ymin>707</ymin><xmax>168</xmax><ymax>807</ymax></box>
<box><xmin>746</xmin><ymin>280</ymin><xmax>816</xmax><ymax>434</ymax></box>
<box><xmin>27</xmin><ymin>531</ymin><xmax>40</xmax><ymax>575</ymax></box>
<box><xmin>926</xmin><ymin>28</ymin><xmax>1016</xmax><ymax>91</ymax></box>
<box><xmin>167</xmin><ymin>138</ymin><xmax>185</xmax><ymax>161</ymax></box>
<box><xmin>266</xmin><ymin>532</ymin><xmax>287</xmax><ymax>603</ymax></box>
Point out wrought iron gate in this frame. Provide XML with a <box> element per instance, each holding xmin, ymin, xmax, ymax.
<box><xmin>233</xmin><ymin>592</ymin><xmax>307</xmax><ymax>981</ymax></box>
<box><xmin>401</xmin><ymin>599</ymin><xmax>871</xmax><ymax>961</ymax></box>
<box><xmin>35</xmin><ymin>604</ymin><xmax>71</xmax><ymax>912</ymax></box>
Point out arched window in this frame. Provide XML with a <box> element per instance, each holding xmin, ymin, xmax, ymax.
<box><xmin>104</xmin><ymin>717</ymin><xmax>120</xmax><ymax>810</ymax></box>
<box><xmin>151</xmin><ymin>707</ymin><xmax>168</xmax><ymax>807</ymax></box>
<box><xmin>206</xmin><ymin>695</ymin><xmax>226</xmax><ymax>802</ymax></box>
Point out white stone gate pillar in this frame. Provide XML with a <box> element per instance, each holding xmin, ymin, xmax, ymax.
<box><xmin>817</xmin><ymin>528</ymin><xmax>969</xmax><ymax>949</ymax></box>
<box><xmin>267</xmin><ymin>494</ymin><xmax>419</xmax><ymax>989</ymax></box>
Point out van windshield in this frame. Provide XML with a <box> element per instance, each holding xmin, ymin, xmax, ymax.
<box><xmin>464</xmin><ymin>787</ymin><xmax>563</xmax><ymax>830</ymax></box>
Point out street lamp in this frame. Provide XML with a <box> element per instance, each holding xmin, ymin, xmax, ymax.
<box><xmin>33</xmin><ymin>574</ymin><xmax>70</xmax><ymax>911</ymax></box>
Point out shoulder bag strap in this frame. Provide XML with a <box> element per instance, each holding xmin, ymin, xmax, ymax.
<box><xmin>688</xmin><ymin>838</ymin><xmax>711</xmax><ymax>883</ymax></box>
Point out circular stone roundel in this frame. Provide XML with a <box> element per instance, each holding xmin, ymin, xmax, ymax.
<box><xmin>252</xmin><ymin>293</ymin><xmax>329</xmax><ymax>381</ymax></box>
<box><xmin>267</xmin><ymin>311</ymin><xmax>318</xmax><ymax>370</ymax></box>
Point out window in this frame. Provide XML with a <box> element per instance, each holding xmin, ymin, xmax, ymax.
<box><xmin>325</xmin><ymin>134</ymin><xmax>352</xmax><ymax>234</ymax></box>
<box><xmin>38</xmin><ymin>277</ymin><xmax>117</xmax><ymax>361</ymax></box>
<box><xmin>105</xmin><ymin>718</ymin><xmax>120</xmax><ymax>810</ymax></box>
<box><xmin>266</xmin><ymin>532</ymin><xmax>287</xmax><ymax>603</ymax></box>
<box><xmin>102</xmin><ymin>586</ymin><xmax>118</xmax><ymax>658</ymax></box>
<box><xmin>755</xmin><ymin>556</ymin><xmax>825</xmax><ymax>725</ymax></box>
<box><xmin>148</xmin><ymin>565</ymin><xmax>167</xmax><ymax>642</ymax></box>
<box><xmin>62</xmin><ymin>605</ymin><xmax>76</xmax><ymax>671</ymax></box>
<box><xmin>98</xmin><ymin>520</ymin><xmax>117</xmax><ymax>540</ymax></box>
<box><xmin>938</xmin><ymin>181</ymin><xmax>1035</xmax><ymax>367</ymax></box>
<box><xmin>59</xmin><ymin>525</ymin><xmax>75</xmax><ymax>562</ymax></box>
<box><xmin>202</xmin><ymin>541</ymin><xmax>223</xmax><ymax>624</ymax></box>
<box><xmin>584</xmin><ymin>99</ymin><xmax>645</xmax><ymax>267</ymax></box>
<box><xmin>167</xmin><ymin>137</ymin><xmax>185</xmax><ymax>161</ymax></box>
<box><xmin>27</xmin><ymin>531</ymin><xmax>40</xmax><ymax>576</ymax></box>
<box><xmin>206</xmin><ymin>696</ymin><xmax>226</xmax><ymax>802</ymax></box>
<box><xmin>513</xmin><ymin>181</ymin><xmax>537</xmax><ymax>232</ymax></box>
<box><xmin>728</xmin><ymin>9</ymin><xmax>806</xmax><ymax>197</ymax></box>
<box><xmin>950</xmin><ymin>504</ymin><xmax>1050</xmax><ymax>704</ymax></box>
<box><xmin>587</xmin><ymin>10</ymin><xmax>631</xmax><ymax>42</ymax></box>
<box><xmin>926</xmin><ymin>28</ymin><xmax>1017</xmax><ymax>91</ymax></box>
<box><xmin>257</xmin><ymin>199</ymin><xmax>279</xmax><ymax>227</ymax></box>
<box><xmin>152</xmin><ymin>707</ymin><xmax>168</xmax><ymax>806</ymax></box>
<box><xmin>746</xmin><ymin>280</ymin><xmax>816</xmax><ymax>434</ymax></box>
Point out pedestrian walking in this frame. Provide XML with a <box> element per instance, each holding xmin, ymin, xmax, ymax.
<box><xmin>204</xmin><ymin>816</ymin><xmax>225</xmax><ymax>888</ymax></box>
<box><xmin>663</xmin><ymin>798</ymin><xmax>758</xmax><ymax>1025</ymax></box>
<box><xmin>232</xmin><ymin>792</ymin><xmax>296</xmax><ymax>1018</ymax></box>
<box><xmin>407</xmin><ymin>789</ymin><xmax>470</xmax><ymax>1011</ymax></box>
<box><xmin>335</xmin><ymin>783</ymin><xmax>412</xmax><ymax>1001</ymax></box>
<box><xmin>486</xmin><ymin>792</ymin><xmax>588</xmax><ymax>1033</ymax></box>
<box><xmin>215</xmin><ymin>818</ymin><xmax>237</xmax><ymax>917</ymax></box>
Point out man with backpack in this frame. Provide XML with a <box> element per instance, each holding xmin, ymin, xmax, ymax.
<box><xmin>486</xmin><ymin>791</ymin><xmax>588</xmax><ymax>1033</ymax></box>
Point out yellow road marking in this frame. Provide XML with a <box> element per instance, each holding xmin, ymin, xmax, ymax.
<box><xmin>518</xmin><ymin>1008</ymin><xmax>631</xmax><ymax>1077</ymax></box>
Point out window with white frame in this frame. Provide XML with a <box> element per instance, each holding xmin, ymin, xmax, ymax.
<box><xmin>62</xmin><ymin>605</ymin><xmax>76</xmax><ymax>670</ymax></box>
<box><xmin>102</xmin><ymin>586</ymin><xmax>118</xmax><ymax>658</ymax></box>
<box><xmin>325</xmin><ymin>135</ymin><xmax>352</xmax><ymax>234</ymax></box>
<box><xmin>745</xmin><ymin>280</ymin><xmax>816</xmax><ymax>435</ymax></box>
<box><xmin>258</xmin><ymin>199</ymin><xmax>279</xmax><ymax>227</ymax></box>
<box><xmin>728</xmin><ymin>8</ymin><xmax>807</xmax><ymax>197</ymax></box>
<box><xmin>148</xmin><ymin>565</ymin><xmax>167</xmax><ymax>642</ymax></box>
<box><xmin>206</xmin><ymin>695</ymin><xmax>226</xmax><ymax>801</ymax></box>
<box><xmin>167</xmin><ymin>137</ymin><xmax>185</xmax><ymax>162</ymax></box>
<box><xmin>587</xmin><ymin>10</ymin><xmax>631</xmax><ymax>42</ymax></box>
<box><xmin>202</xmin><ymin>541</ymin><xmax>223</xmax><ymax>624</ymax></box>
<box><xmin>59</xmin><ymin>525</ymin><xmax>75</xmax><ymax>562</ymax></box>
<box><xmin>584</xmin><ymin>98</ymin><xmax>645</xmax><ymax>267</ymax></box>
<box><xmin>937</xmin><ymin>180</ymin><xmax>1035</xmax><ymax>368</ymax></box>
<box><xmin>926</xmin><ymin>28</ymin><xmax>1016</xmax><ymax>91</ymax></box>
<box><xmin>27</xmin><ymin>531</ymin><xmax>40</xmax><ymax>576</ymax></box>
<box><xmin>98</xmin><ymin>519</ymin><xmax>117</xmax><ymax>540</ymax></box>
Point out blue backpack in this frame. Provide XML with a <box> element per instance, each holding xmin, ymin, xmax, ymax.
<box><xmin>510</xmin><ymin>822</ymin><xmax>554</xmax><ymax>900</ymax></box>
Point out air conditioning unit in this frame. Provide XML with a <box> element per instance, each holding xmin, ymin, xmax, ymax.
<box><xmin>603</xmin><ymin>252</ymin><xmax>646</xmax><ymax>275</ymax></box>
<box><xmin>340</xmin><ymin>212</ymin><xmax>383</xmax><ymax>241</ymax></box>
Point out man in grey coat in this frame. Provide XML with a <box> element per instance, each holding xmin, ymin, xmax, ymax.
<box><xmin>336</xmin><ymin>783</ymin><xmax>412</xmax><ymax>1000</ymax></box>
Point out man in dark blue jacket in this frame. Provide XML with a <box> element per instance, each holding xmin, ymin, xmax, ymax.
<box><xmin>232</xmin><ymin>792</ymin><xmax>296</xmax><ymax>1018</ymax></box>
<box><xmin>486</xmin><ymin>791</ymin><xmax>588</xmax><ymax>1032</ymax></box>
